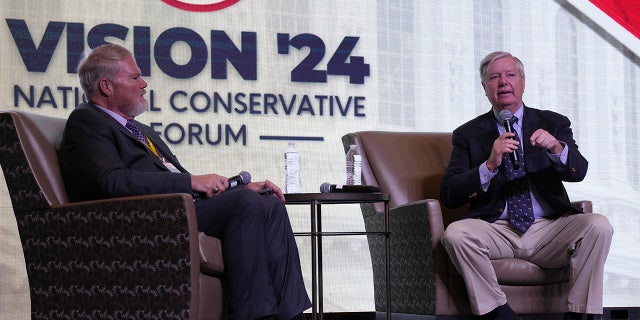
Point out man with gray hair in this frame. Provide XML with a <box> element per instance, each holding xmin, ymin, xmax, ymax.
<box><xmin>59</xmin><ymin>43</ymin><xmax>311</xmax><ymax>320</ymax></box>
<box><xmin>440</xmin><ymin>51</ymin><xmax>613</xmax><ymax>320</ymax></box>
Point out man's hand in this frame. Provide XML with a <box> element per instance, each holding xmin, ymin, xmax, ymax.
<box><xmin>530</xmin><ymin>129</ymin><xmax>563</xmax><ymax>154</ymax></box>
<box><xmin>246</xmin><ymin>180</ymin><xmax>285</xmax><ymax>202</ymax></box>
<box><xmin>486</xmin><ymin>132</ymin><xmax>519</xmax><ymax>172</ymax></box>
<box><xmin>191</xmin><ymin>174</ymin><xmax>228</xmax><ymax>198</ymax></box>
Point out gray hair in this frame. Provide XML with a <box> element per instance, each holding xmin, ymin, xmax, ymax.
<box><xmin>77</xmin><ymin>44</ymin><xmax>133</xmax><ymax>100</ymax></box>
<box><xmin>479</xmin><ymin>51</ymin><xmax>525</xmax><ymax>82</ymax></box>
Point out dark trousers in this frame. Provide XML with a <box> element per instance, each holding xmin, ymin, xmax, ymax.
<box><xmin>196</xmin><ymin>188</ymin><xmax>311</xmax><ymax>320</ymax></box>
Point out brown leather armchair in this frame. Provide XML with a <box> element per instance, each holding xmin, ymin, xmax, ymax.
<box><xmin>0</xmin><ymin>111</ymin><xmax>226</xmax><ymax>320</ymax></box>
<box><xmin>342</xmin><ymin>131</ymin><xmax>591</xmax><ymax>318</ymax></box>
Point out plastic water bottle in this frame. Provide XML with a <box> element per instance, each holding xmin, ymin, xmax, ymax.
<box><xmin>284</xmin><ymin>142</ymin><xmax>302</xmax><ymax>193</ymax></box>
<box><xmin>346</xmin><ymin>144</ymin><xmax>362</xmax><ymax>185</ymax></box>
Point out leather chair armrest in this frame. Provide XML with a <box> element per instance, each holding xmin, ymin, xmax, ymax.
<box><xmin>199</xmin><ymin>232</ymin><xmax>225</xmax><ymax>277</ymax></box>
<box><xmin>571</xmin><ymin>200</ymin><xmax>592</xmax><ymax>213</ymax></box>
<box><xmin>19</xmin><ymin>193</ymin><xmax>200</xmax><ymax>319</ymax></box>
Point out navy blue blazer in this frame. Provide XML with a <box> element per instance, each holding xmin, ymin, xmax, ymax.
<box><xmin>59</xmin><ymin>103</ymin><xmax>193</xmax><ymax>202</ymax></box>
<box><xmin>440</xmin><ymin>106</ymin><xmax>588</xmax><ymax>222</ymax></box>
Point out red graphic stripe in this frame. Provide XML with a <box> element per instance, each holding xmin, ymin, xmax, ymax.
<box><xmin>162</xmin><ymin>0</ymin><xmax>240</xmax><ymax>12</ymax></box>
<box><xmin>590</xmin><ymin>0</ymin><xmax>640</xmax><ymax>39</ymax></box>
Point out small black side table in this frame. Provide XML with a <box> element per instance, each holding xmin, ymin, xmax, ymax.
<box><xmin>285</xmin><ymin>193</ymin><xmax>391</xmax><ymax>320</ymax></box>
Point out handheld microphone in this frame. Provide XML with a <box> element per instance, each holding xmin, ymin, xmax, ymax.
<box><xmin>320</xmin><ymin>182</ymin><xmax>381</xmax><ymax>193</ymax></box>
<box><xmin>499</xmin><ymin>110</ymin><xmax>520</xmax><ymax>170</ymax></box>
<box><xmin>229</xmin><ymin>171</ymin><xmax>251</xmax><ymax>188</ymax></box>
<box><xmin>192</xmin><ymin>171</ymin><xmax>251</xmax><ymax>201</ymax></box>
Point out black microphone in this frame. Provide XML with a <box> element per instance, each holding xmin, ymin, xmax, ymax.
<box><xmin>192</xmin><ymin>171</ymin><xmax>251</xmax><ymax>201</ymax></box>
<box><xmin>229</xmin><ymin>171</ymin><xmax>251</xmax><ymax>188</ymax></box>
<box><xmin>320</xmin><ymin>182</ymin><xmax>381</xmax><ymax>193</ymax></box>
<box><xmin>499</xmin><ymin>110</ymin><xmax>520</xmax><ymax>170</ymax></box>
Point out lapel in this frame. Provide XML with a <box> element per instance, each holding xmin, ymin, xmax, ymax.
<box><xmin>129</xmin><ymin>120</ymin><xmax>185</xmax><ymax>172</ymax></box>
<box><xmin>476</xmin><ymin>110</ymin><xmax>500</xmax><ymax>157</ymax></box>
<box><xmin>135</xmin><ymin>122</ymin><xmax>189</xmax><ymax>173</ymax></box>
<box><xmin>521</xmin><ymin>105</ymin><xmax>544</xmax><ymax>170</ymax></box>
<box><xmin>474</xmin><ymin>110</ymin><xmax>509</xmax><ymax>185</ymax></box>
<box><xmin>87</xmin><ymin>104</ymin><xmax>185</xmax><ymax>173</ymax></box>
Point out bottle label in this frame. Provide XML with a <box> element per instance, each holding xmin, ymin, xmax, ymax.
<box><xmin>353</xmin><ymin>154</ymin><xmax>362</xmax><ymax>185</ymax></box>
<box><xmin>346</xmin><ymin>154</ymin><xmax>362</xmax><ymax>185</ymax></box>
<box><xmin>285</xmin><ymin>152</ymin><xmax>301</xmax><ymax>193</ymax></box>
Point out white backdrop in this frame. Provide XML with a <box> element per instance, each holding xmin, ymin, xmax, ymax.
<box><xmin>1</xmin><ymin>0</ymin><xmax>639</xmax><ymax>317</ymax></box>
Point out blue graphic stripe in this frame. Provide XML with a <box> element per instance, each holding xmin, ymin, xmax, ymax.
<box><xmin>260</xmin><ymin>135</ymin><xmax>324</xmax><ymax>141</ymax></box>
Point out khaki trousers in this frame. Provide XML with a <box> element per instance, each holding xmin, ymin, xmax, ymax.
<box><xmin>441</xmin><ymin>213</ymin><xmax>613</xmax><ymax>315</ymax></box>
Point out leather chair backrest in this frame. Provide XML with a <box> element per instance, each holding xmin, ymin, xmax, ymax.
<box><xmin>0</xmin><ymin>112</ymin><xmax>69</xmax><ymax>210</ymax></box>
<box><xmin>343</xmin><ymin>131</ymin><xmax>467</xmax><ymax>225</ymax></box>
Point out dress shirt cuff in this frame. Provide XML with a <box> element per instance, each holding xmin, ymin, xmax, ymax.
<box><xmin>479</xmin><ymin>161</ymin><xmax>497</xmax><ymax>192</ymax></box>
<box><xmin>547</xmin><ymin>140</ymin><xmax>568</xmax><ymax>167</ymax></box>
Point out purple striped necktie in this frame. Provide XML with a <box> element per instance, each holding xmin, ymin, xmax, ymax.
<box><xmin>125</xmin><ymin>120</ymin><xmax>150</xmax><ymax>147</ymax></box>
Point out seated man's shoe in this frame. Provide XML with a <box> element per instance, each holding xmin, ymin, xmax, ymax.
<box><xmin>480</xmin><ymin>303</ymin><xmax>516</xmax><ymax>320</ymax></box>
<box><xmin>258</xmin><ymin>313</ymin><xmax>305</xmax><ymax>320</ymax></box>
<box><xmin>564</xmin><ymin>312</ymin><xmax>583</xmax><ymax>320</ymax></box>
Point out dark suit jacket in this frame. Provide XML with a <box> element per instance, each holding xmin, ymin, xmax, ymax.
<box><xmin>440</xmin><ymin>106</ymin><xmax>588</xmax><ymax>222</ymax></box>
<box><xmin>59</xmin><ymin>103</ymin><xmax>193</xmax><ymax>202</ymax></box>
